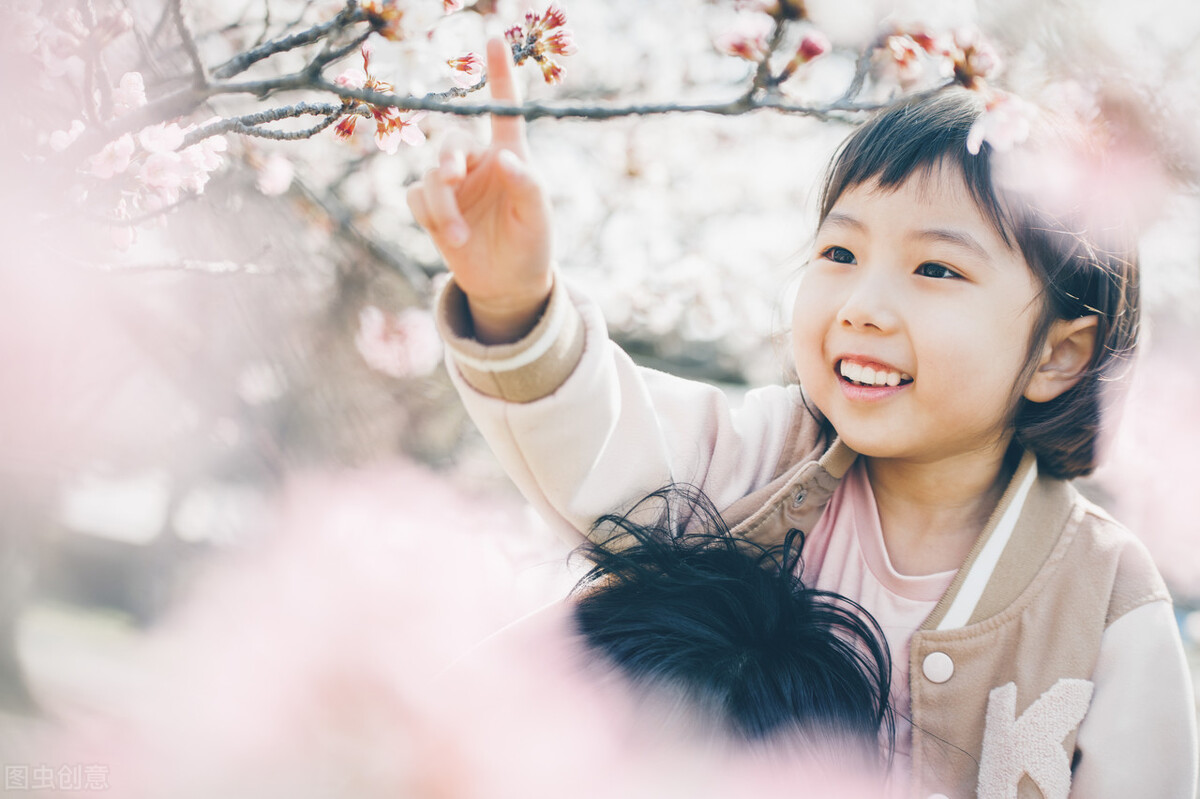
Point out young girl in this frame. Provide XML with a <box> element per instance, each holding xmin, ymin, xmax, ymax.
<box><xmin>407</xmin><ymin>38</ymin><xmax>1198</xmax><ymax>797</ymax></box>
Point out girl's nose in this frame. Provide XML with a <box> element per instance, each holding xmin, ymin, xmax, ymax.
<box><xmin>836</xmin><ymin>273</ymin><xmax>900</xmax><ymax>332</ymax></box>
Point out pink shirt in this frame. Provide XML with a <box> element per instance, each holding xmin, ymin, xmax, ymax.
<box><xmin>801</xmin><ymin>458</ymin><xmax>956</xmax><ymax>774</ymax></box>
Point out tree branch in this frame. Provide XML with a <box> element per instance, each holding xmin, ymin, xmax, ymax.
<box><xmin>179</xmin><ymin>102</ymin><xmax>353</xmax><ymax>147</ymax></box>
<box><xmin>211</xmin><ymin>3</ymin><xmax>371</xmax><ymax>80</ymax></box>
<box><xmin>171</xmin><ymin>0</ymin><xmax>208</xmax><ymax>87</ymax></box>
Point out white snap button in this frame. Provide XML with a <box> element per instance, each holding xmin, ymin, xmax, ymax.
<box><xmin>922</xmin><ymin>651</ymin><xmax>954</xmax><ymax>684</ymax></box>
<box><xmin>793</xmin><ymin>489</ymin><xmax>807</xmax><ymax>507</ymax></box>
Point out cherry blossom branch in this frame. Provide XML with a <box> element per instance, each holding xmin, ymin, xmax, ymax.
<box><xmin>749</xmin><ymin>20</ymin><xmax>787</xmax><ymax>94</ymax></box>
<box><xmin>171</xmin><ymin>0</ymin><xmax>208</xmax><ymax>87</ymax></box>
<box><xmin>179</xmin><ymin>102</ymin><xmax>353</xmax><ymax>147</ymax></box>
<box><xmin>315</xmin><ymin>81</ymin><xmax>891</xmax><ymax>122</ymax></box>
<box><xmin>211</xmin><ymin>2</ymin><xmax>371</xmax><ymax>80</ymax></box>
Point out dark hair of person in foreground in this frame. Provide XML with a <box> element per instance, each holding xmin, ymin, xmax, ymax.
<box><xmin>571</xmin><ymin>485</ymin><xmax>895</xmax><ymax>764</ymax></box>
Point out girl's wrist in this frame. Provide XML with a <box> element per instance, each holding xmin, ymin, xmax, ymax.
<box><xmin>467</xmin><ymin>282</ymin><xmax>553</xmax><ymax>345</ymax></box>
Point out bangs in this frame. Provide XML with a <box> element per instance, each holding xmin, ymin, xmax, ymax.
<box><xmin>819</xmin><ymin>89</ymin><xmax>1018</xmax><ymax>248</ymax></box>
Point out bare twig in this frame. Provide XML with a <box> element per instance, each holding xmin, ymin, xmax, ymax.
<box><xmin>837</xmin><ymin>45</ymin><xmax>876</xmax><ymax>105</ymax></box>
<box><xmin>231</xmin><ymin>110</ymin><xmax>347</xmax><ymax>141</ymax></box>
<box><xmin>309</xmin><ymin>28</ymin><xmax>374</xmax><ymax>73</ymax></box>
<box><xmin>211</xmin><ymin>3</ymin><xmax>370</xmax><ymax>80</ymax></box>
<box><xmin>179</xmin><ymin>102</ymin><xmax>352</xmax><ymax>146</ymax></box>
<box><xmin>750</xmin><ymin>20</ymin><xmax>788</xmax><ymax>95</ymax></box>
<box><xmin>170</xmin><ymin>0</ymin><xmax>208</xmax><ymax>86</ymax></box>
<box><xmin>315</xmin><ymin>81</ymin><xmax>887</xmax><ymax>122</ymax></box>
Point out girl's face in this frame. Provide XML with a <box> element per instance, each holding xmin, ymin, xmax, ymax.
<box><xmin>792</xmin><ymin>165</ymin><xmax>1043</xmax><ymax>465</ymax></box>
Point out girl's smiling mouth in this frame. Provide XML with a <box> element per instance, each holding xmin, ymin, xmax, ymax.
<box><xmin>836</xmin><ymin>357</ymin><xmax>913</xmax><ymax>399</ymax></box>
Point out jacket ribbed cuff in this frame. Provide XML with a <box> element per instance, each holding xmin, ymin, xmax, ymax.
<box><xmin>435</xmin><ymin>276</ymin><xmax>585</xmax><ymax>403</ymax></box>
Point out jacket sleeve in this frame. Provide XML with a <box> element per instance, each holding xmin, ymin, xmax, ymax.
<box><xmin>435</xmin><ymin>275</ymin><xmax>802</xmax><ymax>542</ymax></box>
<box><xmin>1069</xmin><ymin>599</ymin><xmax>1198</xmax><ymax>797</ymax></box>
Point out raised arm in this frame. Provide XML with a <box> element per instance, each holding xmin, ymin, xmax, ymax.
<box><xmin>407</xmin><ymin>37</ymin><xmax>553</xmax><ymax>344</ymax></box>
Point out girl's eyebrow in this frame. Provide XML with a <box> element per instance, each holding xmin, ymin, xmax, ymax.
<box><xmin>910</xmin><ymin>228</ymin><xmax>992</xmax><ymax>263</ymax></box>
<box><xmin>820</xmin><ymin>211</ymin><xmax>993</xmax><ymax>265</ymax></box>
<box><xmin>818</xmin><ymin>211</ymin><xmax>865</xmax><ymax>233</ymax></box>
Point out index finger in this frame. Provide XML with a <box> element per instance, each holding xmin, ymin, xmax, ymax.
<box><xmin>486</xmin><ymin>37</ymin><xmax>527</xmax><ymax>157</ymax></box>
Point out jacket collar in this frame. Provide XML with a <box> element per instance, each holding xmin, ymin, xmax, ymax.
<box><xmin>920</xmin><ymin>450</ymin><xmax>1074</xmax><ymax>631</ymax></box>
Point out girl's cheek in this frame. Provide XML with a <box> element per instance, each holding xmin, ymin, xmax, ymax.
<box><xmin>790</xmin><ymin>294</ymin><xmax>826</xmax><ymax>382</ymax></box>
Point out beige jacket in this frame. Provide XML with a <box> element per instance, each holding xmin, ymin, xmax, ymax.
<box><xmin>437</xmin><ymin>277</ymin><xmax>1198</xmax><ymax>798</ymax></box>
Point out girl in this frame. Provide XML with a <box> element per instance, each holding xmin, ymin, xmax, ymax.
<box><xmin>407</xmin><ymin>38</ymin><xmax>1198</xmax><ymax>798</ymax></box>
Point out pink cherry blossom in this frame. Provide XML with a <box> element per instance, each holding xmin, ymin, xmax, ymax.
<box><xmin>375</xmin><ymin>111</ymin><xmax>426</xmax><ymax>154</ymax></box>
<box><xmin>797</xmin><ymin>29</ymin><xmax>831</xmax><ymax>63</ymax></box>
<box><xmin>715</xmin><ymin>14</ymin><xmax>773</xmax><ymax>62</ymax></box>
<box><xmin>256</xmin><ymin>153</ymin><xmax>295</xmax><ymax>196</ymax></box>
<box><xmin>443</xmin><ymin>0</ymin><xmax>464</xmax><ymax>11</ymax></box>
<box><xmin>138</xmin><ymin>150</ymin><xmax>187</xmax><ymax>203</ymax></box>
<box><xmin>48</xmin><ymin>119</ymin><xmax>85</xmax><ymax>152</ymax></box>
<box><xmin>335</xmin><ymin>66</ymin><xmax>367</xmax><ymax>89</ymax></box>
<box><xmin>544</xmin><ymin>29</ymin><xmax>577</xmax><ymax>56</ymax></box>
<box><xmin>876</xmin><ymin>34</ymin><xmax>924</xmax><ymax>88</ymax></box>
<box><xmin>966</xmin><ymin>91</ymin><xmax>1034</xmax><ymax>155</ymax></box>
<box><xmin>88</xmin><ymin>133</ymin><xmax>135</xmax><ymax>179</ymax></box>
<box><xmin>448</xmin><ymin>52</ymin><xmax>484</xmax><ymax>88</ymax></box>
<box><xmin>138</xmin><ymin>122</ymin><xmax>185</xmax><ymax>153</ymax></box>
<box><xmin>355</xmin><ymin>305</ymin><xmax>441</xmax><ymax>378</ymax></box>
<box><xmin>112</xmin><ymin>71</ymin><xmax>147</xmax><ymax>116</ymax></box>
<box><xmin>37</xmin><ymin>24</ymin><xmax>80</xmax><ymax>77</ymax></box>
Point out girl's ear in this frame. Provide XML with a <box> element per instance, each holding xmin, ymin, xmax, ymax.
<box><xmin>1023</xmin><ymin>316</ymin><xmax>1099</xmax><ymax>403</ymax></box>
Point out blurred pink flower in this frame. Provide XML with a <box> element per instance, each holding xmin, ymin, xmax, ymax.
<box><xmin>444</xmin><ymin>0</ymin><xmax>464</xmax><ymax>11</ymax></box>
<box><xmin>797</xmin><ymin>29</ymin><xmax>830</xmax><ymax>62</ymax></box>
<box><xmin>48</xmin><ymin>119</ymin><xmax>84</xmax><ymax>152</ymax></box>
<box><xmin>780</xmin><ymin>27</ymin><xmax>830</xmax><ymax>80</ymax></box>
<box><xmin>1093</xmin><ymin>337</ymin><xmax>1200</xmax><ymax>594</ymax></box>
<box><xmin>112</xmin><ymin>71</ymin><xmax>147</xmax><ymax>116</ymax></box>
<box><xmin>966</xmin><ymin>90</ymin><xmax>1033</xmax><ymax>154</ymax></box>
<box><xmin>256</xmin><ymin>153</ymin><xmax>295</xmax><ymax>196</ymax></box>
<box><xmin>355</xmin><ymin>305</ymin><xmax>441</xmax><ymax>378</ymax></box>
<box><xmin>335</xmin><ymin>66</ymin><xmax>368</xmax><ymax>89</ymax></box>
<box><xmin>37</xmin><ymin>24</ymin><xmax>80</xmax><ymax>77</ymax></box>
<box><xmin>950</xmin><ymin>26</ymin><xmax>1002</xmax><ymax>89</ymax></box>
<box><xmin>715</xmin><ymin>14</ymin><xmax>773</xmax><ymax>62</ymax></box>
<box><xmin>876</xmin><ymin>34</ymin><xmax>924</xmax><ymax>88</ymax></box>
<box><xmin>88</xmin><ymin>133</ymin><xmax>135</xmax><ymax>179</ymax></box>
<box><xmin>137</xmin><ymin>121</ymin><xmax>185</xmax><ymax>153</ymax></box>
<box><xmin>362</xmin><ymin>0</ymin><xmax>405</xmax><ymax>41</ymax></box>
<box><xmin>137</xmin><ymin>151</ymin><xmax>186</xmax><ymax>201</ymax></box>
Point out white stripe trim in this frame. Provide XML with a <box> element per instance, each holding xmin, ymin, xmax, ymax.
<box><xmin>450</xmin><ymin>297</ymin><xmax>566</xmax><ymax>374</ymax></box>
<box><xmin>937</xmin><ymin>460</ymin><xmax>1038</xmax><ymax>631</ymax></box>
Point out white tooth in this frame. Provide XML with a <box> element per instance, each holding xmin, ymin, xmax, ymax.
<box><xmin>843</xmin><ymin>361</ymin><xmax>863</xmax><ymax>382</ymax></box>
<box><xmin>886</xmin><ymin>371</ymin><xmax>900</xmax><ymax>386</ymax></box>
<box><xmin>860</xmin><ymin>366</ymin><xmax>876</xmax><ymax>385</ymax></box>
<box><xmin>901</xmin><ymin>372</ymin><xmax>912</xmax><ymax>382</ymax></box>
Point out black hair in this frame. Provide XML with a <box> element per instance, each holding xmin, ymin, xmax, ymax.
<box><xmin>819</xmin><ymin>88</ymin><xmax>1140</xmax><ymax>479</ymax></box>
<box><xmin>571</xmin><ymin>485</ymin><xmax>894</xmax><ymax>762</ymax></box>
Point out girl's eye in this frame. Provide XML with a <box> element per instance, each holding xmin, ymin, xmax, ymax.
<box><xmin>820</xmin><ymin>246</ymin><xmax>856</xmax><ymax>265</ymax></box>
<box><xmin>915</xmin><ymin>262</ymin><xmax>962</xmax><ymax>279</ymax></box>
